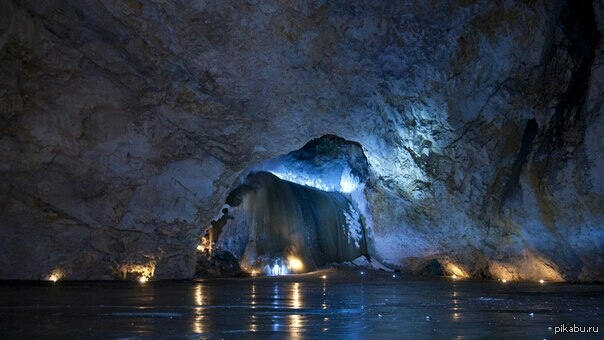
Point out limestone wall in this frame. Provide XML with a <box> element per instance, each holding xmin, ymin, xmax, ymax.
<box><xmin>1</xmin><ymin>0</ymin><xmax>602</xmax><ymax>280</ymax></box>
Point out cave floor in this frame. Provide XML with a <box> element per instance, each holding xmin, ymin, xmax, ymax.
<box><xmin>1</xmin><ymin>269</ymin><xmax>602</xmax><ymax>339</ymax></box>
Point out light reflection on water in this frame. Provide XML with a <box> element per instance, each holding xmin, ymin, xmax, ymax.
<box><xmin>451</xmin><ymin>287</ymin><xmax>462</xmax><ymax>321</ymax></box>
<box><xmin>289</xmin><ymin>282</ymin><xmax>302</xmax><ymax>340</ymax></box>
<box><xmin>192</xmin><ymin>284</ymin><xmax>204</xmax><ymax>334</ymax></box>
<box><xmin>1</xmin><ymin>270</ymin><xmax>602</xmax><ymax>339</ymax></box>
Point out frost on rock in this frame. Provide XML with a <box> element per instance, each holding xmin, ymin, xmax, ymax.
<box><xmin>343</xmin><ymin>203</ymin><xmax>364</xmax><ymax>249</ymax></box>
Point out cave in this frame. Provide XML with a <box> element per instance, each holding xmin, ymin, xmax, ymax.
<box><xmin>1</xmin><ymin>0</ymin><xmax>603</xmax><ymax>338</ymax></box>
<box><xmin>199</xmin><ymin>135</ymin><xmax>371</xmax><ymax>276</ymax></box>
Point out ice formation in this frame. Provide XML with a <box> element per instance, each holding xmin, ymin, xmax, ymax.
<box><xmin>212</xmin><ymin>171</ymin><xmax>368</xmax><ymax>274</ymax></box>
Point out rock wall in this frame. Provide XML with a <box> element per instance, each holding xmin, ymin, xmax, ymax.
<box><xmin>0</xmin><ymin>0</ymin><xmax>602</xmax><ymax>280</ymax></box>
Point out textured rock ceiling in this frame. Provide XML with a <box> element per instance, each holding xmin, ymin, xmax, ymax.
<box><xmin>1</xmin><ymin>0</ymin><xmax>603</xmax><ymax>281</ymax></box>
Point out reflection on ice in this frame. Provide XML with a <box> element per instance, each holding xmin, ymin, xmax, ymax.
<box><xmin>291</xmin><ymin>282</ymin><xmax>301</xmax><ymax>309</ymax></box>
<box><xmin>289</xmin><ymin>282</ymin><xmax>304</xmax><ymax>338</ymax></box>
<box><xmin>272</xmin><ymin>282</ymin><xmax>280</xmax><ymax>307</ymax></box>
<box><xmin>251</xmin><ymin>281</ymin><xmax>257</xmax><ymax>306</ymax></box>
<box><xmin>249</xmin><ymin>315</ymin><xmax>257</xmax><ymax>333</ymax></box>
<box><xmin>194</xmin><ymin>284</ymin><xmax>203</xmax><ymax>306</ymax></box>
<box><xmin>192</xmin><ymin>284</ymin><xmax>204</xmax><ymax>334</ymax></box>
<box><xmin>2</xmin><ymin>269</ymin><xmax>602</xmax><ymax>339</ymax></box>
<box><xmin>289</xmin><ymin>313</ymin><xmax>302</xmax><ymax>339</ymax></box>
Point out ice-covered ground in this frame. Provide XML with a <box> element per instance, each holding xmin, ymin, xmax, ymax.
<box><xmin>2</xmin><ymin>269</ymin><xmax>602</xmax><ymax>339</ymax></box>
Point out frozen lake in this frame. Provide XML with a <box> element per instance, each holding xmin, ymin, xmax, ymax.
<box><xmin>1</xmin><ymin>269</ymin><xmax>602</xmax><ymax>339</ymax></box>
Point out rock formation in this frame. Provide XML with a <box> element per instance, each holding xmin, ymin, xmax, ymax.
<box><xmin>213</xmin><ymin>170</ymin><xmax>368</xmax><ymax>274</ymax></box>
<box><xmin>1</xmin><ymin>0</ymin><xmax>602</xmax><ymax>281</ymax></box>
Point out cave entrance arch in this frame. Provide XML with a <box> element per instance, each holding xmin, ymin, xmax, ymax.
<box><xmin>198</xmin><ymin>135</ymin><xmax>372</xmax><ymax>276</ymax></box>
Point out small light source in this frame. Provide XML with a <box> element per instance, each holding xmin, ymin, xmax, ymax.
<box><xmin>445</xmin><ymin>263</ymin><xmax>468</xmax><ymax>279</ymax></box>
<box><xmin>501</xmin><ymin>279</ymin><xmax>508</xmax><ymax>283</ymax></box>
<box><xmin>138</xmin><ymin>276</ymin><xmax>149</xmax><ymax>284</ymax></box>
<box><xmin>47</xmin><ymin>270</ymin><xmax>63</xmax><ymax>282</ymax></box>
<box><xmin>287</xmin><ymin>256</ymin><xmax>304</xmax><ymax>272</ymax></box>
<box><xmin>539</xmin><ymin>279</ymin><xmax>545</xmax><ymax>284</ymax></box>
<box><xmin>321</xmin><ymin>275</ymin><xmax>327</xmax><ymax>279</ymax></box>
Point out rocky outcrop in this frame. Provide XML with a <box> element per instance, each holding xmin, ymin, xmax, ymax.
<box><xmin>0</xmin><ymin>0</ymin><xmax>602</xmax><ymax>281</ymax></box>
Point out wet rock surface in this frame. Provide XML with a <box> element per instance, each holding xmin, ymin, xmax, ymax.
<box><xmin>1</xmin><ymin>0</ymin><xmax>602</xmax><ymax>280</ymax></box>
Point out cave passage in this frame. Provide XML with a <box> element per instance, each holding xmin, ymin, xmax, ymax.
<box><xmin>211</xmin><ymin>171</ymin><xmax>369</xmax><ymax>275</ymax></box>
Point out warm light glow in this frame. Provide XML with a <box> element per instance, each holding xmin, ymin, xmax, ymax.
<box><xmin>501</xmin><ymin>279</ymin><xmax>508</xmax><ymax>283</ymax></box>
<box><xmin>287</xmin><ymin>256</ymin><xmax>304</xmax><ymax>273</ymax></box>
<box><xmin>192</xmin><ymin>281</ymin><xmax>205</xmax><ymax>334</ymax></box>
<box><xmin>197</xmin><ymin>233</ymin><xmax>213</xmax><ymax>254</ymax></box>
<box><xmin>291</xmin><ymin>283</ymin><xmax>301</xmax><ymax>309</ymax></box>
<box><xmin>243</xmin><ymin>256</ymin><xmax>304</xmax><ymax>276</ymax></box>
<box><xmin>539</xmin><ymin>279</ymin><xmax>545</xmax><ymax>284</ymax></box>
<box><xmin>114</xmin><ymin>261</ymin><xmax>155</xmax><ymax>281</ymax></box>
<box><xmin>194</xmin><ymin>284</ymin><xmax>203</xmax><ymax>306</ymax></box>
<box><xmin>46</xmin><ymin>269</ymin><xmax>64</xmax><ymax>282</ymax></box>
<box><xmin>249</xmin><ymin>315</ymin><xmax>257</xmax><ymax>333</ymax></box>
<box><xmin>321</xmin><ymin>275</ymin><xmax>327</xmax><ymax>279</ymax></box>
<box><xmin>193</xmin><ymin>314</ymin><xmax>204</xmax><ymax>334</ymax></box>
<box><xmin>289</xmin><ymin>314</ymin><xmax>302</xmax><ymax>340</ymax></box>
<box><xmin>488</xmin><ymin>256</ymin><xmax>564</xmax><ymax>283</ymax></box>
<box><xmin>445</xmin><ymin>263</ymin><xmax>469</xmax><ymax>279</ymax></box>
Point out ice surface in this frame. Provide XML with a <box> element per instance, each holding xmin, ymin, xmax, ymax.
<box><xmin>2</xmin><ymin>270</ymin><xmax>602</xmax><ymax>339</ymax></box>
